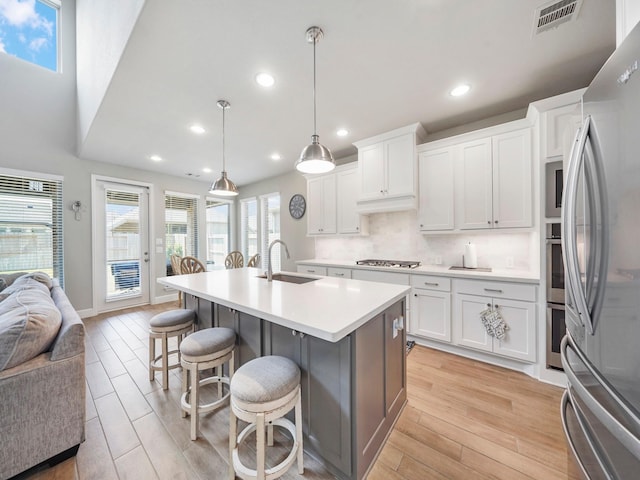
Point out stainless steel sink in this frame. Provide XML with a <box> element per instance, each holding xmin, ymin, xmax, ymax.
<box><xmin>257</xmin><ymin>273</ymin><xmax>318</xmax><ymax>284</ymax></box>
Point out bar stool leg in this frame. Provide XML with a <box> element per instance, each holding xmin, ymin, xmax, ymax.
<box><xmin>148</xmin><ymin>335</ymin><xmax>155</xmax><ymax>382</ymax></box>
<box><xmin>296</xmin><ymin>391</ymin><xmax>304</xmax><ymax>474</ymax></box>
<box><xmin>229</xmin><ymin>408</ymin><xmax>237</xmax><ymax>480</ymax></box>
<box><xmin>256</xmin><ymin>412</ymin><xmax>266</xmax><ymax>480</ymax></box>
<box><xmin>181</xmin><ymin>362</ymin><xmax>189</xmax><ymax>418</ymax></box>
<box><xmin>161</xmin><ymin>333</ymin><xmax>169</xmax><ymax>390</ymax></box>
<box><xmin>190</xmin><ymin>364</ymin><xmax>199</xmax><ymax>440</ymax></box>
<box><xmin>267</xmin><ymin>421</ymin><xmax>274</xmax><ymax>447</ymax></box>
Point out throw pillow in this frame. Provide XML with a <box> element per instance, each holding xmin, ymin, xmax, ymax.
<box><xmin>0</xmin><ymin>277</ymin><xmax>50</xmax><ymax>303</ymax></box>
<box><xmin>0</xmin><ymin>287</ymin><xmax>62</xmax><ymax>371</ymax></box>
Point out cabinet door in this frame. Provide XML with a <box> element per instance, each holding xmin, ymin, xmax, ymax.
<box><xmin>358</xmin><ymin>143</ymin><xmax>385</xmax><ymax>200</ymax></box>
<box><xmin>454</xmin><ymin>293</ymin><xmax>493</xmax><ymax>352</ymax></box>
<box><xmin>411</xmin><ymin>290</ymin><xmax>451</xmax><ymax>342</ymax></box>
<box><xmin>459</xmin><ymin>138</ymin><xmax>493</xmax><ymax>229</ymax></box>
<box><xmin>296</xmin><ymin>265</ymin><xmax>327</xmax><ymax>276</ymax></box>
<box><xmin>307</xmin><ymin>175</ymin><xmax>336</xmax><ymax>234</ymax></box>
<box><xmin>327</xmin><ymin>267</ymin><xmax>352</xmax><ymax>279</ymax></box>
<box><xmin>337</xmin><ymin>167</ymin><xmax>361</xmax><ymax>234</ymax></box>
<box><xmin>492</xmin><ymin>129</ymin><xmax>532</xmax><ymax>228</ymax></box>
<box><xmin>492</xmin><ymin>298</ymin><xmax>536</xmax><ymax>362</ymax></box>
<box><xmin>418</xmin><ymin>147</ymin><xmax>454</xmax><ymax>231</ymax></box>
<box><xmin>385</xmin><ymin>134</ymin><xmax>415</xmax><ymax>198</ymax></box>
<box><xmin>544</xmin><ymin>104</ymin><xmax>579</xmax><ymax>158</ymax></box>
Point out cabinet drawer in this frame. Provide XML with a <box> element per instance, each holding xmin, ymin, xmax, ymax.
<box><xmin>351</xmin><ymin>269</ymin><xmax>410</xmax><ymax>285</ymax></box>
<box><xmin>328</xmin><ymin>267</ymin><xmax>352</xmax><ymax>279</ymax></box>
<box><xmin>410</xmin><ymin>275</ymin><xmax>451</xmax><ymax>292</ymax></box>
<box><xmin>454</xmin><ymin>279</ymin><xmax>536</xmax><ymax>302</ymax></box>
<box><xmin>297</xmin><ymin>265</ymin><xmax>328</xmax><ymax>276</ymax></box>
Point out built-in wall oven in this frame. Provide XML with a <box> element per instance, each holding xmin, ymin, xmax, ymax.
<box><xmin>546</xmin><ymin>223</ymin><xmax>565</xmax><ymax>370</ymax></box>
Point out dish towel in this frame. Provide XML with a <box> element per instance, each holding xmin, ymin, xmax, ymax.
<box><xmin>479</xmin><ymin>305</ymin><xmax>508</xmax><ymax>340</ymax></box>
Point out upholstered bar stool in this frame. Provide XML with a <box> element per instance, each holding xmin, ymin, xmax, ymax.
<box><xmin>180</xmin><ymin>327</ymin><xmax>236</xmax><ymax>440</ymax></box>
<box><xmin>148</xmin><ymin>309</ymin><xmax>195</xmax><ymax>390</ymax></box>
<box><xmin>229</xmin><ymin>356</ymin><xmax>303</xmax><ymax>480</ymax></box>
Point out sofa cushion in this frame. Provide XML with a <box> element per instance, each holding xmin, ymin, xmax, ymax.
<box><xmin>0</xmin><ymin>287</ymin><xmax>62</xmax><ymax>371</ymax></box>
<box><xmin>0</xmin><ymin>277</ymin><xmax>50</xmax><ymax>303</ymax></box>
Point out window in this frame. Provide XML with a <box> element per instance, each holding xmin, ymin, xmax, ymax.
<box><xmin>0</xmin><ymin>0</ymin><xmax>60</xmax><ymax>72</ymax></box>
<box><xmin>206</xmin><ymin>198</ymin><xmax>232</xmax><ymax>267</ymax></box>
<box><xmin>0</xmin><ymin>170</ymin><xmax>64</xmax><ymax>285</ymax></box>
<box><xmin>260</xmin><ymin>193</ymin><xmax>281</xmax><ymax>271</ymax></box>
<box><xmin>165</xmin><ymin>192</ymin><xmax>199</xmax><ymax>274</ymax></box>
<box><xmin>240</xmin><ymin>198</ymin><xmax>257</xmax><ymax>260</ymax></box>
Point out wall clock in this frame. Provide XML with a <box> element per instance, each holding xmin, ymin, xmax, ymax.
<box><xmin>289</xmin><ymin>194</ymin><xmax>306</xmax><ymax>219</ymax></box>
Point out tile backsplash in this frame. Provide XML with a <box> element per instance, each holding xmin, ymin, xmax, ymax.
<box><xmin>314</xmin><ymin>211</ymin><xmax>537</xmax><ymax>272</ymax></box>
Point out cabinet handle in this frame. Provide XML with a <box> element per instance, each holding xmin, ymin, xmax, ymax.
<box><xmin>487</xmin><ymin>221</ymin><xmax>491</xmax><ymax>224</ymax></box>
<box><xmin>484</xmin><ymin>288</ymin><xmax>503</xmax><ymax>293</ymax></box>
<box><xmin>487</xmin><ymin>303</ymin><xmax>491</xmax><ymax>307</ymax></box>
<box><xmin>414</xmin><ymin>293</ymin><xmax>418</xmax><ymax>297</ymax></box>
<box><xmin>307</xmin><ymin>269</ymin><xmax>316</xmax><ymax>273</ymax></box>
<box><xmin>424</xmin><ymin>282</ymin><xmax>439</xmax><ymax>287</ymax></box>
<box><xmin>299</xmin><ymin>332</ymin><xmax>305</xmax><ymax>339</ymax></box>
<box><xmin>334</xmin><ymin>273</ymin><xmax>344</xmax><ymax>277</ymax></box>
<box><xmin>292</xmin><ymin>329</ymin><xmax>298</xmax><ymax>336</ymax></box>
<box><xmin>494</xmin><ymin>304</ymin><xmax>499</xmax><ymax>309</ymax></box>
<box><xmin>494</xmin><ymin>220</ymin><xmax>499</xmax><ymax>224</ymax></box>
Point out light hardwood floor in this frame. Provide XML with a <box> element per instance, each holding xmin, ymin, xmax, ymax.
<box><xmin>17</xmin><ymin>303</ymin><xmax>580</xmax><ymax>480</ymax></box>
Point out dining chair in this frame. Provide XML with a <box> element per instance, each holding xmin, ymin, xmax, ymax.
<box><xmin>170</xmin><ymin>254</ymin><xmax>183</xmax><ymax>306</ymax></box>
<box><xmin>224</xmin><ymin>251</ymin><xmax>244</xmax><ymax>269</ymax></box>
<box><xmin>181</xmin><ymin>256</ymin><xmax>206</xmax><ymax>274</ymax></box>
<box><xmin>247</xmin><ymin>253</ymin><xmax>261</xmax><ymax>268</ymax></box>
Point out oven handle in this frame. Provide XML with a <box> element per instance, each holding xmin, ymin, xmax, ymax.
<box><xmin>561</xmin><ymin>335</ymin><xmax>640</xmax><ymax>461</ymax></box>
<box><xmin>562</xmin><ymin>118</ymin><xmax>594</xmax><ymax>334</ymax></box>
<box><xmin>561</xmin><ymin>389</ymin><xmax>611</xmax><ymax>480</ymax></box>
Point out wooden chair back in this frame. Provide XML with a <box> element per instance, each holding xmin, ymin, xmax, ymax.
<box><xmin>180</xmin><ymin>256</ymin><xmax>206</xmax><ymax>274</ymax></box>
<box><xmin>225</xmin><ymin>251</ymin><xmax>244</xmax><ymax>269</ymax></box>
<box><xmin>170</xmin><ymin>254</ymin><xmax>182</xmax><ymax>275</ymax></box>
<box><xmin>247</xmin><ymin>253</ymin><xmax>261</xmax><ymax>268</ymax></box>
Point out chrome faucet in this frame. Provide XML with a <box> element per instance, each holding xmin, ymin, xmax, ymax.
<box><xmin>267</xmin><ymin>239</ymin><xmax>290</xmax><ymax>282</ymax></box>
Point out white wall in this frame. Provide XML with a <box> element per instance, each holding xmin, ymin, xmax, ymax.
<box><xmin>76</xmin><ymin>0</ymin><xmax>145</xmax><ymax>147</ymax></box>
<box><xmin>0</xmin><ymin>0</ymin><xmax>214</xmax><ymax>311</ymax></box>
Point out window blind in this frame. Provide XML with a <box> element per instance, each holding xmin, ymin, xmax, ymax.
<box><xmin>0</xmin><ymin>172</ymin><xmax>64</xmax><ymax>286</ymax></box>
<box><xmin>240</xmin><ymin>198</ymin><xmax>258</xmax><ymax>260</ymax></box>
<box><xmin>260</xmin><ymin>193</ymin><xmax>281</xmax><ymax>271</ymax></box>
<box><xmin>165</xmin><ymin>193</ymin><xmax>199</xmax><ymax>274</ymax></box>
<box><xmin>205</xmin><ymin>198</ymin><xmax>231</xmax><ymax>267</ymax></box>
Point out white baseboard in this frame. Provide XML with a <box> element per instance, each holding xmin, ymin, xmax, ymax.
<box><xmin>153</xmin><ymin>294</ymin><xmax>179</xmax><ymax>305</ymax></box>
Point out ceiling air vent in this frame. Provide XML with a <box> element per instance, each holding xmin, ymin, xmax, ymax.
<box><xmin>533</xmin><ymin>0</ymin><xmax>583</xmax><ymax>35</ymax></box>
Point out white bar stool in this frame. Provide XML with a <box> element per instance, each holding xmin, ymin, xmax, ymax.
<box><xmin>179</xmin><ymin>327</ymin><xmax>236</xmax><ymax>440</ymax></box>
<box><xmin>148</xmin><ymin>309</ymin><xmax>195</xmax><ymax>390</ymax></box>
<box><xmin>229</xmin><ymin>356</ymin><xmax>303</xmax><ymax>480</ymax></box>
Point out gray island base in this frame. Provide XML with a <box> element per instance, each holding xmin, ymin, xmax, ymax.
<box><xmin>158</xmin><ymin>268</ymin><xmax>409</xmax><ymax>480</ymax></box>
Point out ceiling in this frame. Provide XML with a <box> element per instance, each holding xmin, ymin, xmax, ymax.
<box><xmin>78</xmin><ymin>0</ymin><xmax>616</xmax><ymax>188</ymax></box>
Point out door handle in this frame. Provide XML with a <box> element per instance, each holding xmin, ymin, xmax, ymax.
<box><xmin>143</xmin><ymin>252</ymin><xmax>150</xmax><ymax>263</ymax></box>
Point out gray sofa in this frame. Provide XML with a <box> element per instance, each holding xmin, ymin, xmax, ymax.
<box><xmin>0</xmin><ymin>273</ymin><xmax>86</xmax><ymax>480</ymax></box>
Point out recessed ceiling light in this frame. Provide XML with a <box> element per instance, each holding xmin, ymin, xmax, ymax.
<box><xmin>190</xmin><ymin>124</ymin><xmax>206</xmax><ymax>134</ymax></box>
<box><xmin>256</xmin><ymin>72</ymin><xmax>275</xmax><ymax>87</ymax></box>
<box><xmin>202</xmin><ymin>167</ymin><xmax>212</xmax><ymax>173</ymax></box>
<box><xmin>336</xmin><ymin>128</ymin><xmax>349</xmax><ymax>137</ymax></box>
<box><xmin>450</xmin><ymin>84</ymin><xmax>471</xmax><ymax>97</ymax></box>
<box><xmin>270</xmin><ymin>153</ymin><xmax>282</xmax><ymax>161</ymax></box>
<box><xmin>150</xmin><ymin>155</ymin><xmax>162</xmax><ymax>162</ymax></box>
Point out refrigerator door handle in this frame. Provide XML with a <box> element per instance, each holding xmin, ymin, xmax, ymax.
<box><xmin>562</xmin><ymin>117</ymin><xmax>595</xmax><ymax>334</ymax></box>
<box><xmin>561</xmin><ymin>389</ymin><xmax>614</xmax><ymax>480</ymax></box>
<box><xmin>561</xmin><ymin>336</ymin><xmax>640</xmax><ymax>461</ymax></box>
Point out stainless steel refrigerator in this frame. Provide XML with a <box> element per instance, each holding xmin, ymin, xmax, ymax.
<box><xmin>560</xmin><ymin>21</ymin><xmax>640</xmax><ymax>480</ymax></box>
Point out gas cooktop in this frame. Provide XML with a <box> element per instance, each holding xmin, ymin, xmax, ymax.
<box><xmin>356</xmin><ymin>259</ymin><xmax>421</xmax><ymax>269</ymax></box>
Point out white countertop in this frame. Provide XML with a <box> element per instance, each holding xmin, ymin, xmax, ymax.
<box><xmin>297</xmin><ymin>259</ymin><xmax>540</xmax><ymax>284</ymax></box>
<box><xmin>157</xmin><ymin>268</ymin><xmax>410</xmax><ymax>342</ymax></box>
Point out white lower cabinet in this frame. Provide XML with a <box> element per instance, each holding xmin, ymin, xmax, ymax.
<box><xmin>327</xmin><ymin>267</ymin><xmax>352</xmax><ymax>279</ymax></box>
<box><xmin>297</xmin><ymin>265</ymin><xmax>328</xmax><ymax>276</ymax></box>
<box><xmin>410</xmin><ymin>275</ymin><xmax>451</xmax><ymax>343</ymax></box>
<box><xmin>453</xmin><ymin>280</ymin><xmax>537</xmax><ymax>363</ymax></box>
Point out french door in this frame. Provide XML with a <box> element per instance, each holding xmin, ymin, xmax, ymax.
<box><xmin>94</xmin><ymin>179</ymin><xmax>150</xmax><ymax>312</ymax></box>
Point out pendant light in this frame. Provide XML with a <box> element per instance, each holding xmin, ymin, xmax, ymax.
<box><xmin>295</xmin><ymin>26</ymin><xmax>335</xmax><ymax>174</ymax></box>
<box><xmin>209</xmin><ymin>99</ymin><xmax>239</xmax><ymax>196</ymax></box>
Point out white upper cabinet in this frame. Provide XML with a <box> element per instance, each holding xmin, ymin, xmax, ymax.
<box><xmin>354</xmin><ymin>123</ymin><xmax>426</xmax><ymax>214</ymax></box>
<box><xmin>459</xmin><ymin>128</ymin><xmax>532</xmax><ymax>230</ymax></box>
<box><xmin>307</xmin><ymin>174</ymin><xmax>336</xmax><ymax>235</ymax></box>
<box><xmin>543</xmin><ymin>103</ymin><xmax>581</xmax><ymax>159</ymax></box>
<box><xmin>336</xmin><ymin>166</ymin><xmax>364</xmax><ymax>234</ymax></box>
<box><xmin>418</xmin><ymin>146</ymin><xmax>455</xmax><ymax>231</ymax></box>
<box><xmin>306</xmin><ymin>163</ymin><xmax>367</xmax><ymax>236</ymax></box>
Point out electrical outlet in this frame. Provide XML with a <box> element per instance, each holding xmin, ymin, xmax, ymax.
<box><xmin>435</xmin><ymin>256</ymin><xmax>443</xmax><ymax>265</ymax></box>
<box><xmin>506</xmin><ymin>256</ymin><xmax>514</xmax><ymax>268</ymax></box>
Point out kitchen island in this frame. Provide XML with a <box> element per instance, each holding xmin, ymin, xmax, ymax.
<box><xmin>158</xmin><ymin>267</ymin><xmax>410</xmax><ymax>480</ymax></box>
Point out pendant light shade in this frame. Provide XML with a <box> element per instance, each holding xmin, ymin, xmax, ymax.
<box><xmin>295</xmin><ymin>26</ymin><xmax>335</xmax><ymax>174</ymax></box>
<box><xmin>209</xmin><ymin>100</ymin><xmax>238</xmax><ymax>196</ymax></box>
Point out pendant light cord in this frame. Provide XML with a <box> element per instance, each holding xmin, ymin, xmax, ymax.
<box><xmin>222</xmin><ymin>105</ymin><xmax>226</xmax><ymax>171</ymax></box>
<box><xmin>313</xmin><ymin>33</ymin><xmax>317</xmax><ymax>137</ymax></box>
